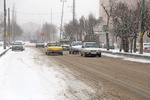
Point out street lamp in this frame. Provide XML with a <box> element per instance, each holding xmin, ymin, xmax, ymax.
<box><xmin>60</xmin><ymin>0</ymin><xmax>67</xmax><ymax>39</ymax></box>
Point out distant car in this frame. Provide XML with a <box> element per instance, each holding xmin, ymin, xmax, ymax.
<box><xmin>61</xmin><ymin>43</ymin><xmax>70</xmax><ymax>50</ymax></box>
<box><xmin>60</xmin><ymin>39</ymin><xmax>70</xmax><ymax>50</ymax></box>
<box><xmin>36</xmin><ymin>41</ymin><xmax>45</xmax><ymax>48</ymax></box>
<box><xmin>45</xmin><ymin>42</ymin><xmax>63</xmax><ymax>55</ymax></box>
<box><xmin>80</xmin><ymin>42</ymin><xmax>101</xmax><ymax>57</ymax></box>
<box><xmin>69</xmin><ymin>41</ymin><xmax>83</xmax><ymax>54</ymax></box>
<box><xmin>12</xmin><ymin>41</ymin><xmax>25</xmax><ymax>51</ymax></box>
<box><xmin>104</xmin><ymin>42</ymin><xmax>114</xmax><ymax>49</ymax></box>
<box><xmin>143</xmin><ymin>43</ymin><xmax>150</xmax><ymax>53</ymax></box>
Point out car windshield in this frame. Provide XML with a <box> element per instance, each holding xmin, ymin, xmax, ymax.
<box><xmin>72</xmin><ymin>42</ymin><xmax>82</xmax><ymax>46</ymax></box>
<box><xmin>85</xmin><ymin>43</ymin><xmax>99</xmax><ymax>48</ymax></box>
<box><xmin>48</xmin><ymin>43</ymin><xmax>61</xmax><ymax>46</ymax></box>
<box><xmin>60</xmin><ymin>41</ymin><xmax>69</xmax><ymax>45</ymax></box>
<box><xmin>144</xmin><ymin>44</ymin><xmax>150</xmax><ymax>47</ymax></box>
<box><xmin>13</xmin><ymin>42</ymin><xmax>23</xmax><ymax>45</ymax></box>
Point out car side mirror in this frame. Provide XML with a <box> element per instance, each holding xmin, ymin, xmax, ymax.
<box><xmin>82</xmin><ymin>46</ymin><xmax>84</xmax><ymax>48</ymax></box>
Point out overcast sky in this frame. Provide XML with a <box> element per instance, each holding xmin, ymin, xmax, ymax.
<box><xmin>0</xmin><ymin>0</ymin><xmax>99</xmax><ymax>27</ymax></box>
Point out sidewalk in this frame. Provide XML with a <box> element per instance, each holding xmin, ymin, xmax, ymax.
<box><xmin>0</xmin><ymin>46</ymin><xmax>10</xmax><ymax>57</ymax></box>
<box><xmin>100</xmin><ymin>48</ymin><xmax>150</xmax><ymax>60</ymax></box>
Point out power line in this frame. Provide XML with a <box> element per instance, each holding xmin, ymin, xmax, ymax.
<box><xmin>10</xmin><ymin>10</ymin><xmax>71</xmax><ymax>16</ymax></box>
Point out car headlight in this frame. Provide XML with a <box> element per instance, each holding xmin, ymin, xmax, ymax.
<box><xmin>97</xmin><ymin>50</ymin><xmax>101</xmax><ymax>52</ymax></box>
<box><xmin>84</xmin><ymin>50</ymin><xmax>90</xmax><ymax>52</ymax></box>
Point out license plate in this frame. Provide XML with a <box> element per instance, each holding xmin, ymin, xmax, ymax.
<box><xmin>91</xmin><ymin>52</ymin><xmax>97</xmax><ymax>54</ymax></box>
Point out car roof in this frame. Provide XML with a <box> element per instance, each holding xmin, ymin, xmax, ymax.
<box><xmin>143</xmin><ymin>43</ymin><xmax>150</xmax><ymax>44</ymax></box>
<box><xmin>84</xmin><ymin>42</ymin><xmax>96</xmax><ymax>44</ymax></box>
<box><xmin>72</xmin><ymin>41</ymin><xmax>82</xmax><ymax>43</ymax></box>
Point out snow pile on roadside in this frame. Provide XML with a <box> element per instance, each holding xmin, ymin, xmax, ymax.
<box><xmin>103</xmin><ymin>53</ymin><xmax>150</xmax><ymax>63</ymax></box>
<box><xmin>0</xmin><ymin>46</ymin><xmax>9</xmax><ymax>55</ymax></box>
<box><xmin>100</xmin><ymin>48</ymin><xmax>150</xmax><ymax>57</ymax></box>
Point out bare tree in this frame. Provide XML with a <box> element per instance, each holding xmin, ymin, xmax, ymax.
<box><xmin>64</xmin><ymin>13</ymin><xmax>101</xmax><ymax>43</ymax></box>
<box><xmin>11</xmin><ymin>4</ymin><xmax>23</xmax><ymax>41</ymax></box>
<box><xmin>41</xmin><ymin>23</ymin><xmax>57</xmax><ymax>42</ymax></box>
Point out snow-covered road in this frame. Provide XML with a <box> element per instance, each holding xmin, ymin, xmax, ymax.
<box><xmin>0</xmin><ymin>47</ymin><xmax>96</xmax><ymax>100</ymax></box>
<box><xmin>0</xmin><ymin>48</ymin><xmax>69</xmax><ymax>100</ymax></box>
<box><xmin>0</xmin><ymin>48</ymin><xmax>96</xmax><ymax>100</ymax></box>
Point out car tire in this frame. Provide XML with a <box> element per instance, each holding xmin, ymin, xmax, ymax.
<box><xmin>72</xmin><ymin>51</ymin><xmax>74</xmax><ymax>54</ymax></box>
<box><xmin>83</xmin><ymin>53</ymin><xmax>86</xmax><ymax>57</ymax></box>
<box><xmin>69</xmin><ymin>51</ymin><xmax>71</xmax><ymax>54</ymax></box>
<box><xmin>12</xmin><ymin>49</ymin><xmax>13</xmax><ymax>51</ymax></box>
<box><xmin>81</xmin><ymin>53</ymin><xmax>83</xmax><ymax>56</ymax></box>
<box><xmin>98</xmin><ymin>53</ymin><xmax>101</xmax><ymax>57</ymax></box>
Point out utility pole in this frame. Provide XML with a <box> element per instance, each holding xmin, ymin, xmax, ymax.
<box><xmin>72</xmin><ymin>0</ymin><xmax>75</xmax><ymax>41</ymax></box>
<box><xmin>3</xmin><ymin>0</ymin><xmax>7</xmax><ymax>49</ymax></box>
<box><xmin>73</xmin><ymin>0</ymin><xmax>75</xmax><ymax>22</ymax></box>
<box><xmin>51</xmin><ymin>9</ymin><xmax>52</xmax><ymax>24</ymax></box>
<box><xmin>139</xmin><ymin>0</ymin><xmax>145</xmax><ymax>54</ymax></box>
<box><xmin>60</xmin><ymin>0</ymin><xmax>66</xmax><ymax>39</ymax></box>
<box><xmin>8</xmin><ymin>8</ymin><xmax>10</xmax><ymax>45</ymax></box>
<box><xmin>50</xmin><ymin>9</ymin><xmax>54</xmax><ymax>41</ymax></box>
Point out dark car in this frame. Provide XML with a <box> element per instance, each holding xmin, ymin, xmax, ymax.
<box><xmin>104</xmin><ymin>43</ymin><xmax>114</xmax><ymax>49</ymax></box>
<box><xmin>36</xmin><ymin>41</ymin><xmax>45</xmax><ymax>48</ymax></box>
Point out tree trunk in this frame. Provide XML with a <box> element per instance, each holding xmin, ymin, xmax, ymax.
<box><xmin>119</xmin><ymin>32</ymin><xmax>123</xmax><ymax>52</ymax></box>
<box><xmin>130</xmin><ymin>39</ymin><xmax>133</xmax><ymax>53</ymax></box>
<box><xmin>106</xmin><ymin>32</ymin><xmax>109</xmax><ymax>50</ymax></box>
<box><xmin>133</xmin><ymin>37</ymin><xmax>136</xmax><ymax>53</ymax></box>
<box><xmin>123</xmin><ymin>37</ymin><xmax>129</xmax><ymax>52</ymax></box>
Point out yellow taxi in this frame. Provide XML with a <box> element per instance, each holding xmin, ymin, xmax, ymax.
<box><xmin>45</xmin><ymin>42</ymin><xmax>63</xmax><ymax>55</ymax></box>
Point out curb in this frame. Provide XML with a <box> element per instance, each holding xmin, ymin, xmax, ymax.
<box><xmin>101</xmin><ymin>50</ymin><xmax>150</xmax><ymax>60</ymax></box>
<box><xmin>0</xmin><ymin>48</ymin><xmax>10</xmax><ymax>57</ymax></box>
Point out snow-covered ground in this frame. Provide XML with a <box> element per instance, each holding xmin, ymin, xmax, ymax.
<box><xmin>0</xmin><ymin>48</ymin><xmax>66</xmax><ymax>100</ymax></box>
<box><xmin>0</xmin><ymin>47</ymin><xmax>96</xmax><ymax>100</ymax></box>
<box><xmin>102</xmin><ymin>53</ymin><xmax>150</xmax><ymax>63</ymax></box>
<box><xmin>0</xmin><ymin>46</ymin><xmax>9</xmax><ymax>55</ymax></box>
<box><xmin>100</xmin><ymin>48</ymin><xmax>150</xmax><ymax>57</ymax></box>
<box><xmin>100</xmin><ymin>48</ymin><xmax>150</xmax><ymax>63</ymax></box>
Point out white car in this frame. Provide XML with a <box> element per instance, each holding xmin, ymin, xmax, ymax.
<box><xmin>61</xmin><ymin>43</ymin><xmax>70</xmax><ymax>50</ymax></box>
<box><xmin>69</xmin><ymin>41</ymin><xmax>83</xmax><ymax>54</ymax></box>
<box><xmin>80</xmin><ymin>42</ymin><xmax>101</xmax><ymax>57</ymax></box>
<box><xmin>136</xmin><ymin>43</ymin><xmax>150</xmax><ymax>53</ymax></box>
<box><xmin>12</xmin><ymin>41</ymin><xmax>25</xmax><ymax>51</ymax></box>
<box><xmin>143</xmin><ymin>43</ymin><xmax>150</xmax><ymax>53</ymax></box>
